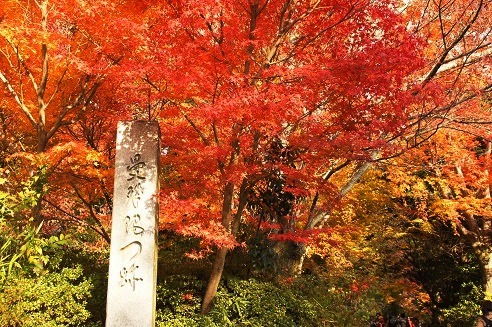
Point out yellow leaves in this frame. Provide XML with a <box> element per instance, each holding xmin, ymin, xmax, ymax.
<box><xmin>410</xmin><ymin>218</ymin><xmax>435</xmax><ymax>234</ymax></box>
<box><xmin>430</xmin><ymin>199</ymin><xmax>459</xmax><ymax>219</ymax></box>
<box><xmin>314</xmin><ymin>232</ymin><xmax>355</xmax><ymax>270</ymax></box>
<box><xmin>331</xmin><ymin>203</ymin><xmax>356</xmax><ymax>225</ymax></box>
<box><xmin>45</xmin><ymin>141</ymin><xmax>110</xmax><ymax>179</ymax></box>
<box><xmin>405</xmin><ymin>179</ymin><xmax>429</xmax><ymax>198</ymax></box>
<box><xmin>0</xmin><ymin>25</ymin><xmax>15</xmax><ymax>43</ymax></box>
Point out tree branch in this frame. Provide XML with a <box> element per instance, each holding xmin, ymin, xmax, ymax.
<box><xmin>0</xmin><ymin>71</ymin><xmax>37</xmax><ymax>127</ymax></box>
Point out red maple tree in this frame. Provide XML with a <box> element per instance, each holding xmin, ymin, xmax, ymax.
<box><xmin>105</xmin><ymin>0</ymin><xmax>426</xmax><ymax>312</ymax></box>
<box><xmin>2</xmin><ymin>0</ymin><xmax>492</xmax><ymax>314</ymax></box>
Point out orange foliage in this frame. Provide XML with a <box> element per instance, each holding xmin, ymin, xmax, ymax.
<box><xmin>1</xmin><ymin>0</ymin><xmax>492</xmax><ymax>254</ymax></box>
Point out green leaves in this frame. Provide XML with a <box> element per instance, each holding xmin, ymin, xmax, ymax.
<box><xmin>0</xmin><ymin>218</ymin><xmax>70</xmax><ymax>282</ymax></box>
<box><xmin>0</xmin><ymin>168</ymin><xmax>68</xmax><ymax>283</ymax></box>
<box><xmin>155</xmin><ymin>275</ymin><xmax>320</xmax><ymax>326</ymax></box>
<box><xmin>0</xmin><ymin>266</ymin><xmax>93</xmax><ymax>327</ymax></box>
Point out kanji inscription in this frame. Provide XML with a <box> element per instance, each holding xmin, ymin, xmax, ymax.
<box><xmin>106</xmin><ymin>121</ymin><xmax>160</xmax><ymax>327</ymax></box>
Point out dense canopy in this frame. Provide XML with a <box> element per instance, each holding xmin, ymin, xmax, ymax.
<box><xmin>1</xmin><ymin>0</ymin><xmax>492</xmax><ymax>325</ymax></box>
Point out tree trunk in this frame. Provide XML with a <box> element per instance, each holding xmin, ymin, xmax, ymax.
<box><xmin>200</xmin><ymin>182</ymin><xmax>235</xmax><ymax>314</ymax></box>
<box><xmin>200</xmin><ymin>179</ymin><xmax>248</xmax><ymax>314</ymax></box>
<box><xmin>273</xmin><ymin>241</ymin><xmax>307</xmax><ymax>279</ymax></box>
<box><xmin>200</xmin><ymin>247</ymin><xmax>228</xmax><ymax>314</ymax></box>
<box><xmin>477</xmin><ymin>249</ymin><xmax>492</xmax><ymax>294</ymax></box>
<box><xmin>37</xmin><ymin>127</ymin><xmax>48</xmax><ymax>153</ymax></box>
<box><xmin>456</xmin><ymin>211</ymin><xmax>492</xmax><ymax>294</ymax></box>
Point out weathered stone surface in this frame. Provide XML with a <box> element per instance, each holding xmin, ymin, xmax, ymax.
<box><xmin>106</xmin><ymin>121</ymin><xmax>160</xmax><ymax>327</ymax></box>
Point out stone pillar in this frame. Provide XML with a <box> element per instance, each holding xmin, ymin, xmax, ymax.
<box><xmin>106</xmin><ymin>121</ymin><xmax>160</xmax><ymax>327</ymax></box>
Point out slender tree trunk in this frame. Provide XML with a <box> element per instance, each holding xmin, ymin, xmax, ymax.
<box><xmin>37</xmin><ymin>127</ymin><xmax>48</xmax><ymax>153</ymax></box>
<box><xmin>201</xmin><ymin>182</ymin><xmax>234</xmax><ymax>314</ymax></box>
<box><xmin>201</xmin><ymin>179</ymin><xmax>248</xmax><ymax>314</ymax></box>
<box><xmin>201</xmin><ymin>247</ymin><xmax>228</xmax><ymax>314</ymax></box>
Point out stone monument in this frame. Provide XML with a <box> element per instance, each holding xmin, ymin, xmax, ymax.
<box><xmin>106</xmin><ymin>120</ymin><xmax>160</xmax><ymax>327</ymax></box>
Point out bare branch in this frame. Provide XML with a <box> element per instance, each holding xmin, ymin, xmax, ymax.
<box><xmin>0</xmin><ymin>71</ymin><xmax>37</xmax><ymax>126</ymax></box>
<box><xmin>421</xmin><ymin>0</ymin><xmax>484</xmax><ymax>86</ymax></box>
<box><xmin>178</xmin><ymin>105</ymin><xmax>210</xmax><ymax>146</ymax></box>
<box><xmin>71</xmin><ymin>183</ymin><xmax>111</xmax><ymax>243</ymax></box>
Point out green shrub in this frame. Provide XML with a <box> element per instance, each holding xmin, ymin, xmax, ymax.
<box><xmin>156</xmin><ymin>275</ymin><xmax>205</xmax><ymax>326</ymax></box>
<box><xmin>0</xmin><ymin>266</ymin><xmax>93</xmax><ymax>327</ymax></box>
<box><xmin>155</xmin><ymin>275</ymin><xmax>320</xmax><ymax>326</ymax></box>
<box><xmin>291</xmin><ymin>274</ymin><xmax>382</xmax><ymax>326</ymax></box>
<box><xmin>215</xmin><ymin>278</ymin><xmax>319</xmax><ymax>326</ymax></box>
<box><xmin>0</xmin><ymin>167</ymin><xmax>68</xmax><ymax>281</ymax></box>
<box><xmin>440</xmin><ymin>282</ymin><xmax>482</xmax><ymax>326</ymax></box>
<box><xmin>55</xmin><ymin>245</ymin><xmax>108</xmax><ymax>326</ymax></box>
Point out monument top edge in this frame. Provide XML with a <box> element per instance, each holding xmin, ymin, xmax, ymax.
<box><xmin>117</xmin><ymin>120</ymin><xmax>160</xmax><ymax>124</ymax></box>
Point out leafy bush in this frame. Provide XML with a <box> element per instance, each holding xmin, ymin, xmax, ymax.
<box><xmin>156</xmin><ymin>275</ymin><xmax>205</xmax><ymax>326</ymax></box>
<box><xmin>0</xmin><ymin>168</ymin><xmax>68</xmax><ymax>281</ymax></box>
<box><xmin>440</xmin><ymin>282</ymin><xmax>482</xmax><ymax>326</ymax></box>
<box><xmin>55</xmin><ymin>245</ymin><xmax>109</xmax><ymax>327</ymax></box>
<box><xmin>155</xmin><ymin>274</ymin><xmax>320</xmax><ymax>326</ymax></box>
<box><xmin>292</xmin><ymin>274</ymin><xmax>384</xmax><ymax>326</ymax></box>
<box><xmin>0</xmin><ymin>266</ymin><xmax>93</xmax><ymax>327</ymax></box>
